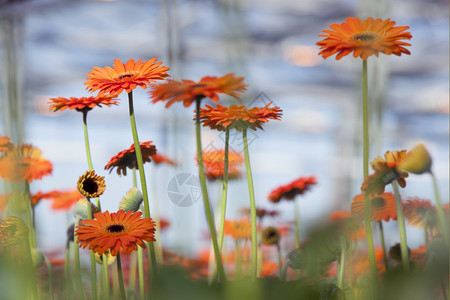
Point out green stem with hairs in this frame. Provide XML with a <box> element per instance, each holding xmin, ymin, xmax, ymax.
<box><xmin>102</xmin><ymin>254</ymin><xmax>110</xmax><ymax>299</ymax></box>
<box><xmin>24</xmin><ymin>181</ymin><xmax>36</xmax><ymax>248</ymax></box>
<box><xmin>378</xmin><ymin>221</ymin><xmax>389</xmax><ymax>271</ymax></box>
<box><xmin>195</xmin><ymin>98</ymin><xmax>226</xmax><ymax>281</ymax></box>
<box><xmin>86</xmin><ymin>201</ymin><xmax>98</xmax><ymax>300</ymax></box>
<box><xmin>362</xmin><ymin>59</ymin><xmax>377</xmax><ymax>282</ymax></box>
<box><xmin>294</xmin><ymin>200</ymin><xmax>301</xmax><ymax>278</ymax></box>
<box><xmin>431</xmin><ymin>172</ymin><xmax>449</xmax><ymax>243</ymax></box>
<box><xmin>242</xmin><ymin>128</ymin><xmax>257</xmax><ymax>279</ymax></box>
<box><xmin>337</xmin><ymin>237</ymin><xmax>347</xmax><ymax>300</ymax></box>
<box><xmin>117</xmin><ymin>253</ymin><xmax>127</xmax><ymax>300</ymax></box>
<box><xmin>277</xmin><ymin>244</ymin><xmax>283</xmax><ymax>276</ymax></box>
<box><xmin>132</xmin><ymin>168</ymin><xmax>145</xmax><ymax>299</ymax></box>
<box><xmin>391</xmin><ymin>181</ymin><xmax>409</xmax><ymax>271</ymax></box>
<box><xmin>82</xmin><ymin>111</ymin><xmax>100</xmax><ymax>210</ymax></box>
<box><xmin>74</xmin><ymin>217</ymin><xmax>87</xmax><ymax>300</ymax></box>
<box><xmin>44</xmin><ymin>255</ymin><xmax>54</xmax><ymax>300</ymax></box>
<box><xmin>127</xmin><ymin>92</ymin><xmax>158</xmax><ymax>285</ymax></box>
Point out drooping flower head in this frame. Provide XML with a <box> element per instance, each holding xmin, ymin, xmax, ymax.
<box><xmin>77</xmin><ymin>170</ymin><xmax>106</xmax><ymax>199</ymax></box>
<box><xmin>105</xmin><ymin>141</ymin><xmax>157</xmax><ymax>176</ymax></box>
<box><xmin>361</xmin><ymin>150</ymin><xmax>409</xmax><ymax>195</ymax></box>
<box><xmin>85</xmin><ymin>58</ymin><xmax>170</xmax><ymax>96</ymax></box>
<box><xmin>268</xmin><ymin>176</ymin><xmax>317</xmax><ymax>203</ymax></box>
<box><xmin>351</xmin><ymin>192</ymin><xmax>397</xmax><ymax>222</ymax></box>
<box><xmin>150</xmin><ymin>73</ymin><xmax>247</xmax><ymax>108</ymax></box>
<box><xmin>200</xmin><ymin>102</ymin><xmax>283</xmax><ymax>132</ymax></box>
<box><xmin>198</xmin><ymin>149</ymin><xmax>244</xmax><ymax>181</ymax></box>
<box><xmin>0</xmin><ymin>216</ymin><xmax>29</xmax><ymax>246</ymax></box>
<box><xmin>317</xmin><ymin>17</ymin><xmax>412</xmax><ymax>60</ymax></box>
<box><xmin>397</xmin><ymin>144</ymin><xmax>432</xmax><ymax>175</ymax></box>
<box><xmin>0</xmin><ymin>144</ymin><xmax>53</xmax><ymax>182</ymax></box>
<box><xmin>48</xmin><ymin>95</ymin><xmax>119</xmax><ymax>113</ymax></box>
<box><xmin>75</xmin><ymin>210</ymin><xmax>156</xmax><ymax>256</ymax></box>
<box><xmin>403</xmin><ymin>198</ymin><xmax>438</xmax><ymax>230</ymax></box>
<box><xmin>224</xmin><ymin>219</ymin><xmax>252</xmax><ymax>240</ymax></box>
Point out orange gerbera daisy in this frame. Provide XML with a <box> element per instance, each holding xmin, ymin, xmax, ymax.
<box><xmin>76</xmin><ymin>210</ymin><xmax>156</xmax><ymax>256</ymax></box>
<box><xmin>85</xmin><ymin>58</ymin><xmax>169</xmax><ymax>96</ymax></box>
<box><xmin>351</xmin><ymin>192</ymin><xmax>397</xmax><ymax>222</ymax></box>
<box><xmin>77</xmin><ymin>170</ymin><xmax>106</xmax><ymax>199</ymax></box>
<box><xmin>150</xmin><ymin>73</ymin><xmax>247</xmax><ymax>108</ymax></box>
<box><xmin>199</xmin><ymin>149</ymin><xmax>244</xmax><ymax>180</ymax></box>
<box><xmin>0</xmin><ymin>134</ymin><xmax>12</xmax><ymax>152</ymax></box>
<box><xmin>224</xmin><ymin>219</ymin><xmax>252</xmax><ymax>240</ymax></box>
<box><xmin>151</xmin><ymin>153</ymin><xmax>177</xmax><ymax>166</ymax></box>
<box><xmin>47</xmin><ymin>189</ymin><xmax>84</xmax><ymax>211</ymax></box>
<box><xmin>317</xmin><ymin>17</ymin><xmax>412</xmax><ymax>60</ymax></box>
<box><xmin>200</xmin><ymin>102</ymin><xmax>283</xmax><ymax>132</ymax></box>
<box><xmin>268</xmin><ymin>176</ymin><xmax>317</xmax><ymax>203</ymax></box>
<box><xmin>0</xmin><ymin>144</ymin><xmax>53</xmax><ymax>182</ymax></box>
<box><xmin>105</xmin><ymin>141</ymin><xmax>157</xmax><ymax>176</ymax></box>
<box><xmin>403</xmin><ymin>198</ymin><xmax>438</xmax><ymax>229</ymax></box>
<box><xmin>48</xmin><ymin>95</ymin><xmax>119</xmax><ymax>113</ymax></box>
<box><xmin>361</xmin><ymin>150</ymin><xmax>409</xmax><ymax>195</ymax></box>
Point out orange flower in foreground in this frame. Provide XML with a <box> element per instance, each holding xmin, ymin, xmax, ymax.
<box><xmin>224</xmin><ymin>219</ymin><xmax>252</xmax><ymax>240</ymax></box>
<box><xmin>150</xmin><ymin>74</ymin><xmax>247</xmax><ymax>108</ymax></box>
<box><xmin>317</xmin><ymin>17</ymin><xmax>412</xmax><ymax>60</ymax></box>
<box><xmin>151</xmin><ymin>153</ymin><xmax>177</xmax><ymax>166</ymax></box>
<box><xmin>0</xmin><ymin>135</ymin><xmax>12</xmax><ymax>152</ymax></box>
<box><xmin>351</xmin><ymin>192</ymin><xmax>397</xmax><ymax>222</ymax></box>
<box><xmin>85</xmin><ymin>58</ymin><xmax>169</xmax><ymax>96</ymax></box>
<box><xmin>48</xmin><ymin>95</ymin><xmax>119</xmax><ymax>113</ymax></box>
<box><xmin>361</xmin><ymin>150</ymin><xmax>409</xmax><ymax>195</ymax></box>
<box><xmin>268</xmin><ymin>176</ymin><xmax>317</xmax><ymax>203</ymax></box>
<box><xmin>105</xmin><ymin>141</ymin><xmax>157</xmax><ymax>176</ymax></box>
<box><xmin>0</xmin><ymin>144</ymin><xmax>53</xmax><ymax>182</ymax></box>
<box><xmin>76</xmin><ymin>210</ymin><xmax>156</xmax><ymax>256</ymax></box>
<box><xmin>200</xmin><ymin>103</ymin><xmax>282</xmax><ymax>132</ymax></box>
<box><xmin>403</xmin><ymin>198</ymin><xmax>438</xmax><ymax>229</ymax></box>
<box><xmin>199</xmin><ymin>149</ymin><xmax>244</xmax><ymax>180</ymax></box>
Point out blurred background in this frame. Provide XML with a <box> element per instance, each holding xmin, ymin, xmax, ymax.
<box><xmin>0</xmin><ymin>0</ymin><xmax>448</xmax><ymax>258</ymax></box>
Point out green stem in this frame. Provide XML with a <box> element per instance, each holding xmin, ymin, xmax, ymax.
<box><xmin>44</xmin><ymin>255</ymin><xmax>54</xmax><ymax>300</ymax></box>
<box><xmin>391</xmin><ymin>181</ymin><xmax>409</xmax><ymax>271</ymax></box>
<box><xmin>195</xmin><ymin>98</ymin><xmax>226</xmax><ymax>281</ymax></box>
<box><xmin>294</xmin><ymin>200</ymin><xmax>301</xmax><ymax>279</ymax></box>
<box><xmin>235</xmin><ymin>239</ymin><xmax>241</xmax><ymax>278</ymax></box>
<box><xmin>117</xmin><ymin>253</ymin><xmax>127</xmax><ymax>300</ymax></box>
<box><xmin>102</xmin><ymin>254</ymin><xmax>110</xmax><ymax>299</ymax></box>
<box><xmin>277</xmin><ymin>244</ymin><xmax>283</xmax><ymax>277</ymax></box>
<box><xmin>74</xmin><ymin>218</ymin><xmax>87</xmax><ymax>300</ymax></box>
<box><xmin>86</xmin><ymin>202</ymin><xmax>98</xmax><ymax>300</ymax></box>
<box><xmin>138</xmin><ymin>246</ymin><xmax>145</xmax><ymax>300</ymax></box>
<box><xmin>362</xmin><ymin>59</ymin><xmax>377</xmax><ymax>282</ymax></box>
<box><xmin>242</xmin><ymin>128</ymin><xmax>257</xmax><ymax>279</ymax></box>
<box><xmin>127</xmin><ymin>92</ymin><xmax>158</xmax><ymax>284</ymax></box>
<box><xmin>378</xmin><ymin>221</ymin><xmax>389</xmax><ymax>271</ymax></box>
<box><xmin>24</xmin><ymin>181</ymin><xmax>36</xmax><ymax>248</ymax></box>
<box><xmin>337</xmin><ymin>237</ymin><xmax>347</xmax><ymax>300</ymax></box>
<box><xmin>64</xmin><ymin>246</ymin><xmax>71</xmax><ymax>299</ymax></box>
<box><xmin>128</xmin><ymin>251</ymin><xmax>137</xmax><ymax>295</ymax></box>
<box><xmin>431</xmin><ymin>172</ymin><xmax>449</xmax><ymax>243</ymax></box>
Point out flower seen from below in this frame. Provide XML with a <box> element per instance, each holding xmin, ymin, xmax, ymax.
<box><xmin>328</xmin><ymin>210</ymin><xmax>366</xmax><ymax>241</ymax></box>
<box><xmin>150</xmin><ymin>73</ymin><xmax>247</xmax><ymax>108</ymax></box>
<box><xmin>268</xmin><ymin>176</ymin><xmax>317</xmax><ymax>203</ymax></box>
<box><xmin>0</xmin><ymin>216</ymin><xmax>29</xmax><ymax>246</ymax></box>
<box><xmin>403</xmin><ymin>198</ymin><xmax>438</xmax><ymax>230</ymax></box>
<box><xmin>85</xmin><ymin>58</ymin><xmax>169</xmax><ymax>95</ymax></box>
<box><xmin>48</xmin><ymin>95</ymin><xmax>119</xmax><ymax>113</ymax></box>
<box><xmin>317</xmin><ymin>17</ymin><xmax>412</xmax><ymax>60</ymax></box>
<box><xmin>199</xmin><ymin>149</ymin><xmax>244</xmax><ymax>181</ymax></box>
<box><xmin>200</xmin><ymin>102</ymin><xmax>283</xmax><ymax>132</ymax></box>
<box><xmin>0</xmin><ymin>144</ymin><xmax>53</xmax><ymax>183</ymax></box>
<box><xmin>77</xmin><ymin>170</ymin><xmax>106</xmax><ymax>199</ymax></box>
<box><xmin>224</xmin><ymin>219</ymin><xmax>252</xmax><ymax>240</ymax></box>
<box><xmin>351</xmin><ymin>192</ymin><xmax>397</xmax><ymax>222</ymax></box>
<box><xmin>105</xmin><ymin>141</ymin><xmax>157</xmax><ymax>176</ymax></box>
<box><xmin>261</xmin><ymin>226</ymin><xmax>281</xmax><ymax>246</ymax></box>
<box><xmin>76</xmin><ymin>210</ymin><xmax>156</xmax><ymax>256</ymax></box>
<box><xmin>361</xmin><ymin>150</ymin><xmax>409</xmax><ymax>195</ymax></box>
<box><xmin>397</xmin><ymin>144</ymin><xmax>432</xmax><ymax>174</ymax></box>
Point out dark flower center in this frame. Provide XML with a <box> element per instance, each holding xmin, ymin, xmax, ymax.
<box><xmin>119</xmin><ymin>74</ymin><xmax>133</xmax><ymax>80</ymax></box>
<box><xmin>107</xmin><ymin>224</ymin><xmax>125</xmax><ymax>233</ymax></box>
<box><xmin>354</xmin><ymin>33</ymin><xmax>378</xmax><ymax>42</ymax></box>
<box><xmin>83</xmin><ymin>179</ymin><xmax>98</xmax><ymax>194</ymax></box>
<box><xmin>372</xmin><ymin>197</ymin><xmax>385</xmax><ymax>208</ymax></box>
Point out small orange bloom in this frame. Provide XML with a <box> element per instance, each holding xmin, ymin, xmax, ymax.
<box><xmin>105</xmin><ymin>141</ymin><xmax>157</xmax><ymax>176</ymax></box>
<box><xmin>77</xmin><ymin>170</ymin><xmax>106</xmax><ymax>199</ymax></box>
<box><xmin>317</xmin><ymin>17</ymin><xmax>412</xmax><ymax>60</ymax></box>
<box><xmin>361</xmin><ymin>150</ymin><xmax>409</xmax><ymax>195</ymax></box>
<box><xmin>200</xmin><ymin>102</ymin><xmax>282</xmax><ymax>132</ymax></box>
<box><xmin>351</xmin><ymin>192</ymin><xmax>397</xmax><ymax>222</ymax></box>
<box><xmin>85</xmin><ymin>58</ymin><xmax>169</xmax><ymax>96</ymax></box>
<box><xmin>268</xmin><ymin>176</ymin><xmax>317</xmax><ymax>203</ymax></box>
<box><xmin>403</xmin><ymin>198</ymin><xmax>438</xmax><ymax>229</ymax></box>
<box><xmin>76</xmin><ymin>210</ymin><xmax>156</xmax><ymax>256</ymax></box>
<box><xmin>224</xmin><ymin>219</ymin><xmax>252</xmax><ymax>240</ymax></box>
<box><xmin>151</xmin><ymin>153</ymin><xmax>177</xmax><ymax>166</ymax></box>
<box><xmin>199</xmin><ymin>149</ymin><xmax>244</xmax><ymax>181</ymax></box>
<box><xmin>0</xmin><ymin>144</ymin><xmax>52</xmax><ymax>182</ymax></box>
<box><xmin>48</xmin><ymin>95</ymin><xmax>119</xmax><ymax>113</ymax></box>
<box><xmin>0</xmin><ymin>134</ymin><xmax>12</xmax><ymax>152</ymax></box>
<box><xmin>150</xmin><ymin>74</ymin><xmax>247</xmax><ymax>108</ymax></box>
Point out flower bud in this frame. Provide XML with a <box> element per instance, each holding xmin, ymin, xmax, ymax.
<box><xmin>397</xmin><ymin>144</ymin><xmax>432</xmax><ymax>174</ymax></box>
<box><xmin>119</xmin><ymin>187</ymin><xmax>143</xmax><ymax>212</ymax></box>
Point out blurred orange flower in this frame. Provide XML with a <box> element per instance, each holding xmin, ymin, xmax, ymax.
<box><xmin>48</xmin><ymin>95</ymin><xmax>119</xmax><ymax>113</ymax></box>
<box><xmin>76</xmin><ymin>210</ymin><xmax>156</xmax><ymax>256</ymax></box>
<box><xmin>403</xmin><ymin>198</ymin><xmax>438</xmax><ymax>230</ymax></box>
<box><xmin>239</xmin><ymin>207</ymin><xmax>280</xmax><ymax>220</ymax></box>
<box><xmin>0</xmin><ymin>144</ymin><xmax>52</xmax><ymax>182</ymax></box>
<box><xmin>328</xmin><ymin>210</ymin><xmax>366</xmax><ymax>241</ymax></box>
<box><xmin>224</xmin><ymin>219</ymin><xmax>252</xmax><ymax>240</ymax></box>
<box><xmin>85</xmin><ymin>58</ymin><xmax>169</xmax><ymax>95</ymax></box>
<box><xmin>105</xmin><ymin>141</ymin><xmax>157</xmax><ymax>176</ymax></box>
<box><xmin>150</xmin><ymin>74</ymin><xmax>247</xmax><ymax>108</ymax></box>
<box><xmin>200</xmin><ymin>103</ymin><xmax>282</xmax><ymax>132</ymax></box>
<box><xmin>268</xmin><ymin>176</ymin><xmax>317</xmax><ymax>203</ymax></box>
<box><xmin>39</xmin><ymin>189</ymin><xmax>84</xmax><ymax>211</ymax></box>
<box><xmin>0</xmin><ymin>134</ymin><xmax>12</xmax><ymax>152</ymax></box>
<box><xmin>199</xmin><ymin>149</ymin><xmax>244</xmax><ymax>181</ymax></box>
<box><xmin>351</xmin><ymin>192</ymin><xmax>397</xmax><ymax>222</ymax></box>
<box><xmin>317</xmin><ymin>17</ymin><xmax>412</xmax><ymax>60</ymax></box>
<box><xmin>151</xmin><ymin>153</ymin><xmax>177</xmax><ymax>167</ymax></box>
<box><xmin>31</xmin><ymin>190</ymin><xmax>61</xmax><ymax>206</ymax></box>
<box><xmin>361</xmin><ymin>150</ymin><xmax>409</xmax><ymax>195</ymax></box>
